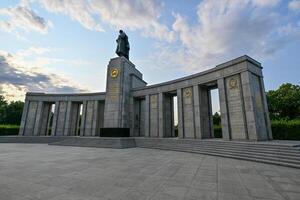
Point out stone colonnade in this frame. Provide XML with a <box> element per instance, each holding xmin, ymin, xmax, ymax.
<box><xmin>19</xmin><ymin>93</ymin><xmax>105</xmax><ymax>137</ymax></box>
<box><xmin>131</xmin><ymin>56</ymin><xmax>272</xmax><ymax>140</ymax></box>
<box><xmin>20</xmin><ymin>56</ymin><xmax>272</xmax><ymax>141</ymax></box>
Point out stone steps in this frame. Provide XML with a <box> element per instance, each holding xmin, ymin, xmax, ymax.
<box><xmin>49</xmin><ymin>137</ymin><xmax>136</xmax><ymax>149</ymax></box>
<box><xmin>1</xmin><ymin>136</ymin><xmax>300</xmax><ymax>168</ymax></box>
<box><xmin>134</xmin><ymin>138</ymin><xmax>300</xmax><ymax>168</ymax></box>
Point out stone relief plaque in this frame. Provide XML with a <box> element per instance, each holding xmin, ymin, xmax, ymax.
<box><xmin>229</xmin><ymin>78</ymin><xmax>238</xmax><ymax>89</ymax></box>
<box><xmin>110</xmin><ymin>68</ymin><xmax>119</xmax><ymax>78</ymax></box>
<box><xmin>184</xmin><ymin>88</ymin><xmax>192</xmax><ymax>98</ymax></box>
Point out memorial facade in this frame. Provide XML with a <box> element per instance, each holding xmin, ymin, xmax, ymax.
<box><xmin>19</xmin><ymin>55</ymin><xmax>272</xmax><ymax>141</ymax></box>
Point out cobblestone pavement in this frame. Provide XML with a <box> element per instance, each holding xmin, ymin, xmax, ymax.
<box><xmin>0</xmin><ymin>144</ymin><xmax>299</xmax><ymax>200</ymax></box>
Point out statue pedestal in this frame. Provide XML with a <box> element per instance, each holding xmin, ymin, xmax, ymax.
<box><xmin>103</xmin><ymin>57</ymin><xmax>146</xmax><ymax>132</ymax></box>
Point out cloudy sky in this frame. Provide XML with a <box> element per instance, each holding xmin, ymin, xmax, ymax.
<box><xmin>1</xmin><ymin>0</ymin><xmax>300</xmax><ymax>110</ymax></box>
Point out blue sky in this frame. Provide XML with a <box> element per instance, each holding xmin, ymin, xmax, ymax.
<box><xmin>0</xmin><ymin>0</ymin><xmax>300</xmax><ymax>113</ymax></box>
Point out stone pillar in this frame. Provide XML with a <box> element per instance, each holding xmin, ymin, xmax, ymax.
<box><xmin>83</xmin><ymin>101</ymin><xmax>94</xmax><ymax>136</ymax></box>
<box><xmin>144</xmin><ymin>95</ymin><xmax>150</xmax><ymax>137</ymax></box>
<box><xmin>69</xmin><ymin>103</ymin><xmax>80</xmax><ymax>136</ymax></box>
<box><xmin>62</xmin><ymin>101</ymin><xmax>72</xmax><ymax>136</ymax></box>
<box><xmin>217</xmin><ymin>78</ymin><xmax>231</xmax><ymax>140</ymax></box>
<box><xmin>158</xmin><ymin>93</ymin><xmax>164</xmax><ymax>137</ymax></box>
<box><xmin>182</xmin><ymin>87</ymin><xmax>195</xmax><ymax>138</ymax></box>
<box><xmin>92</xmin><ymin>101</ymin><xmax>99</xmax><ymax>136</ymax></box>
<box><xmin>259</xmin><ymin>77</ymin><xmax>273</xmax><ymax>140</ymax></box>
<box><xmin>193</xmin><ymin>85</ymin><xmax>201</xmax><ymax>139</ymax></box>
<box><xmin>241</xmin><ymin>71</ymin><xmax>269</xmax><ymax>140</ymax></box>
<box><xmin>19</xmin><ymin>99</ymin><xmax>29</xmax><ymax>136</ymax></box>
<box><xmin>140</xmin><ymin>99</ymin><xmax>146</xmax><ymax>136</ymax></box>
<box><xmin>23</xmin><ymin>101</ymin><xmax>38</xmax><ymax>136</ymax></box>
<box><xmin>39</xmin><ymin>103</ymin><xmax>51</xmax><ymax>136</ymax></box>
<box><xmin>149</xmin><ymin>94</ymin><xmax>159</xmax><ymax>137</ymax></box>
<box><xmin>224</xmin><ymin>75</ymin><xmax>248</xmax><ymax>140</ymax></box>
<box><xmin>132</xmin><ymin>98</ymin><xmax>140</xmax><ymax>136</ymax></box>
<box><xmin>177</xmin><ymin>89</ymin><xmax>184</xmax><ymax>138</ymax></box>
<box><xmin>33</xmin><ymin>101</ymin><xmax>44</xmax><ymax>136</ymax></box>
<box><xmin>55</xmin><ymin>101</ymin><xmax>68</xmax><ymax>136</ymax></box>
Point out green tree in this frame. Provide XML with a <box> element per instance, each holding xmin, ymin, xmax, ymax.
<box><xmin>0</xmin><ymin>95</ymin><xmax>8</xmax><ymax>124</ymax></box>
<box><xmin>213</xmin><ymin>112</ymin><xmax>221</xmax><ymax>125</ymax></box>
<box><xmin>5</xmin><ymin>101</ymin><xmax>24</xmax><ymax>125</ymax></box>
<box><xmin>0</xmin><ymin>95</ymin><xmax>24</xmax><ymax>125</ymax></box>
<box><xmin>267</xmin><ymin>83</ymin><xmax>300</xmax><ymax>120</ymax></box>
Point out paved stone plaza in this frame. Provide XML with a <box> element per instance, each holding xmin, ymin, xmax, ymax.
<box><xmin>0</xmin><ymin>144</ymin><xmax>299</xmax><ymax>200</ymax></box>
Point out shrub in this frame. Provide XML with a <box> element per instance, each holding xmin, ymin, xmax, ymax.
<box><xmin>0</xmin><ymin>124</ymin><xmax>19</xmax><ymax>136</ymax></box>
<box><xmin>214</xmin><ymin>125</ymin><xmax>222</xmax><ymax>138</ymax></box>
<box><xmin>271</xmin><ymin>119</ymin><xmax>300</xmax><ymax>140</ymax></box>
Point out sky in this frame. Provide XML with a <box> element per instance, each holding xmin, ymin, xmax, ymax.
<box><xmin>0</xmin><ymin>0</ymin><xmax>300</xmax><ymax>113</ymax></box>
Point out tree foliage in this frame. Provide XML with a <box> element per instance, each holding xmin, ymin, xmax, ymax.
<box><xmin>0</xmin><ymin>95</ymin><xmax>24</xmax><ymax>125</ymax></box>
<box><xmin>213</xmin><ymin>112</ymin><xmax>221</xmax><ymax>125</ymax></box>
<box><xmin>267</xmin><ymin>83</ymin><xmax>300</xmax><ymax>120</ymax></box>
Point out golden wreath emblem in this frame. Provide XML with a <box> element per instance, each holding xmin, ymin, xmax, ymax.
<box><xmin>110</xmin><ymin>68</ymin><xmax>119</xmax><ymax>78</ymax></box>
<box><xmin>184</xmin><ymin>88</ymin><xmax>192</xmax><ymax>97</ymax></box>
<box><xmin>229</xmin><ymin>78</ymin><xmax>238</xmax><ymax>89</ymax></box>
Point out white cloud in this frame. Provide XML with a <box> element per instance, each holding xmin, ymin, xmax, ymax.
<box><xmin>89</xmin><ymin>0</ymin><xmax>174</xmax><ymax>41</ymax></box>
<box><xmin>289</xmin><ymin>0</ymin><xmax>300</xmax><ymax>10</ymax></box>
<box><xmin>32</xmin><ymin>0</ymin><xmax>174</xmax><ymax>41</ymax></box>
<box><xmin>251</xmin><ymin>0</ymin><xmax>280</xmax><ymax>7</ymax></box>
<box><xmin>0</xmin><ymin>4</ymin><xmax>52</xmax><ymax>35</ymax></box>
<box><xmin>38</xmin><ymin>0</ymin><xmax>104</xmax><ymax>32</ymax></box>
<box><xmin>153</xmin><ymin>0</ymin><xmax>300</xmax><ymax>72</ymax></box>
<box><xmin>0</xmin><ymin>49</ymin><xmax>89</xmax><ymax>101</ymax></box>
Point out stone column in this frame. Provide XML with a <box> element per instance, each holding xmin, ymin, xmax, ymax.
<box><xmin>217</xmin><ymin>78</ymin><xmax>231</xmax><ymax>140</ymax></box>
<box><xmin>33</xmin><ymin>101</ymin><xmax>44</xmax><ymax>136</ymax></box>
<box><xmin>132</xmin><ymin>98</ymin><xmax>140</xmax><ymax>137</ymax></box>
<box><xmin>240</xmin><ymin>71</ymin><xmax>269</xmax><ymax>140</ymax></box>
<box><xmin>69</xmin><ymin>103</ymin><xmax>80</xmax><ymax>136</ymax></box>
<box><xmin>23</xmin><ymin>101</ymin><xmax>38</xmax><ymax>136</ymax></box>
<box><xmin>40</xmin><ymin>103</ymin><xmax>51</xmax><ymax>136</ymax></box>
<box><xmin>177</xmin><ymin>89</ymin><xmax>184</xmax><ymax>138</ymax></box>
<box><xmin>144</xmin><ymin>95</ymin><xmax>150</xmax><ymax>137</ymax></box>
<box><xmin>63</xmin><ymin>101</ymin><xmax>72</xmax><ymax>136</ymax></box>
<box><xmin>158</xmin><ymin>93</ymin><xmax>164</xmax><ymax>137</ymax></box>
<box><xmin>149</xmin><ymin>94</ymin><xmax>159</xmax><ymax>137</ymax></box>
<box><xmin>260</xmin><ymin>77</ymin><xmax>273</xmax><ymax>140</ymax></box>
<box><xmin>92</xmin><ymin>101</ymin><xmax>99</xmax><ymax>136</ymax></box>
<box><xmin>182</xmin><ymin>87</ymin><xmax>195</xmax><ymax>138</ymax></box>
<box><xmin>83</xmin><ymin>101</ymin><xmax>94</xmax><ymax>136</ymax></box>
<box><xmin>241</xmin><ymin>71</ymin><xmax>257</xmax><ymax>140</ymax></box>
<box><xmin>140</xmin><ymin>99</ymin><xmax>146</xmax><ymax>136</ymax></box>
<box><xmin>18</xmin><ymin>99</ymin><xmax>29</xmax><ymax>136</ymax></box>
<box><xmin>193</xmin><ymin>85</ymin><xmax>202</xmax><ymax>139</ymax></box>
<box><xmin>55</xmin><ymin>101</ymin><xmax>68</xmax><ymax>136</ymax></box>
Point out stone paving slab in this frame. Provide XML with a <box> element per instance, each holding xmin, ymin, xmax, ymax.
<box><xmin>0</xmin><ymin>144</ymin><xmax>299</xmax><ymax>200</ymax></box>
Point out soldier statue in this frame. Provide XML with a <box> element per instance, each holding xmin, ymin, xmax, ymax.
<box><xmin>116</xmin><ymin>30</ymin><xmax>130</xmax><ymax>60</ymax></box>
